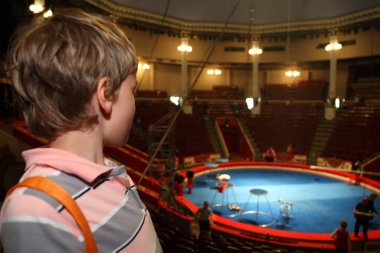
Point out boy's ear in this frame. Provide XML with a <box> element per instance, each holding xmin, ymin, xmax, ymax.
<box><xmin>96</xmin><ymin>77</ymin><xmax>113</xmax><ymax>114</ymax></box>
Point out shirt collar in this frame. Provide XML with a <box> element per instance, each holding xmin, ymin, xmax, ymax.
<box><xmin>22</xmin><ymin>147</ymin><xmax>123</xmax><ymax>183</ymax></box>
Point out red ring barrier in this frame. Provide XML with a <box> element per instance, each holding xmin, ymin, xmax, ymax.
<box><xmin>178</xmin><ymin>161</ymin><xmax>380</xmax><ymax>250</ymax></box>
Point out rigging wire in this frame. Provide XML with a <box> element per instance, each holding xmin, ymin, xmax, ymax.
<box><xmin>137</xmin><ymin>0</ymin><xmax>243</xmax><ymax>186</ymax></box>
<box><xmin>188</xmin><ymin>0</ymin><xmax>242</xmax><ymax>94</ymax></box>
<box><xmin>286</xmin><ymin>0</ymin><xmax>291</xmax><ymax>65</ymax></box>
<box><xmin>360</xmin><ymin>0</ymin><xmax>376</xmax><ymax>198</ymax></box>
<box><xmin>135</xmin><ymin>0</ymin><xmax>172</xmax><ymax>92</ymax></box>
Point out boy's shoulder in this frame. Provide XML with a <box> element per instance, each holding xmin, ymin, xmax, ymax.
<box><xmin>0</xmin><ymin>181</ymin><xmax>67</xmax><ymax>230</ymax></box>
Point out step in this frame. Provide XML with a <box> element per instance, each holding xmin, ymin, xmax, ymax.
<box><xmin>315</xmin><ymin>134</ymin><xmax>332</xmax><ymax>139</ymax></box>
<box><xmin>312</xmin><ymin>147</ymin><xmax>324</xmax><ymax>153</ymax></box>
<box><xmin>317</xmin><ymin>126</ymin><xmax>333</xmax><ymax>131</ymax></box>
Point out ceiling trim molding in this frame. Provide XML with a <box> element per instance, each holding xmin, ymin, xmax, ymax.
<box><xmin>84</xmin><ymin>0</ymin><xmax>380</xmax><ymax>36</ymax></box>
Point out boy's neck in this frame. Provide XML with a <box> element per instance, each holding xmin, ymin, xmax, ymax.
<box><xmin>50</xmin><ymin>128</ymin><xmax>105</xmax><ymax>165</ymax></box>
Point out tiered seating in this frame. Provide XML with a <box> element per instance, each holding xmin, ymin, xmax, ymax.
<box><xmin>151</xmin><ymin>203</ymin><xmax>196</xmax><ymax>253</ymax></box>
<box><xmin>133</xmin><ymin>100</ymin><xmax>216</xmax><ymax>158</ymax></box>
<box><xmin>212</xmin><ymin>85</ymin><xmax>245</xmax><ymax>99</ymax></box>
<box><xmin>203</xmin><ymin>227</ymin><xmax>333</xmax><ymax>253</ymax></box>
<box><xmin>134</xmin><ymin>100</ymin><xmax>175</xmax><ymax>129</ymax></box>
<box><xmin>264</xmin><ymin>80</ymin><xmax>327</xmax><ymax>100</ymax></box>
<box><xmin>207</xmin><ymin>102</ymin><xmax>234</xmax><ymax>118</ymax></box>
<box><xmin>322</xmin><ymin>105</ymin><xmax>380</xmax><ymax>161</ymax></box>
<box><xmin>127</xmin><ymin>130</ymin><xmax>148</xmax><ymax>152</ymax></box>
<box><xmin>152</xmin><ymin>202</ymin><xmax>334</xmax><ymax>253</ymax></box>
<box><xmin>129</xmin><ymin>100</ymin><xmax>175</xmax><ymax>152</ymax></box>
<box><xmin>347</xmin><ymin>81</ymin><xmax>380</xmax><ymax>100</ymax></box>
<box><xmin>190</xmin><ymin>85</ymin><xmax>244</xmax><ymax>100</ymax></box>
<box><xmin>135</xmin><ymin>89</ymin><xmax>168</xmax><ymax>98</ymax></box>
<box><xmin>245</xmin><ymin>103</ymin><xmax>320</xmax><ymax>155</ymax></box>
<box><xmin>0</xmin><ymin>144</ymin><xmax>15</xmax><ymax>198</ymax></box>
<box><xmin>175</xmin><ymin>104</ymin><xmax>214</xmax><ymax>157</ymax></box>
<box><xmin>0</xmin><ymin>79</ymin><xmax>13</xmax><ymax>118</ymax></box>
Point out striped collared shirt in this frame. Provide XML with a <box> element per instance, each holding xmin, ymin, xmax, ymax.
<box><xmin>0</xmin><ymin>147</ymin><xmax>162</xmax><ymax>253</ymax></box>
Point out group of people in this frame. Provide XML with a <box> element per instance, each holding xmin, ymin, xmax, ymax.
<box><xmin>331</xmin><ymin>193</ymin><xmax>378</xmax><ymax>253</ymax></box>
<box><xmin>173</xmin><ymin>164</ymin><xmax>379</xmax><ymax>253</ymax></box>
<box><xmin>172</xmin><ymin>170</ymin><xmax>194</xmax><ymax>197</ymax></box>
<box><xmin>192</xmin><ymin>192</ymin><xmax>379</xmax><ymax>253</ymax></box>
<box><xmin>192</xmin><ymin>188</ymin><xmax>379</xmax><ymax>253</ymax></box>
<box><xmin>263</xmin><ymin>144</ymin><xmax>294</xmax><ymax>162</ymax></box>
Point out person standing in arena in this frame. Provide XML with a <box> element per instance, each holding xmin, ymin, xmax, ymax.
<box><xmin>354</xmin><ymin>197</ymin><xmax>373</xmax><ymax>239</ymax></box>
<box><xmin>196</xmin><ymin>201</ymin><xmax>213</xmax><ymax>233</ymax></box>
<box><xmin>331</xmin><ymin>220</ymin><xmax>351</xmax><ymax>253</ymax></box>
<box><xmin>186</xmin><ymin>169</ymin><xmax>194</xmax><ymax>194</ymax></box>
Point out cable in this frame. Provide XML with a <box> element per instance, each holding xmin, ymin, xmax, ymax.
<box><xmin>188</xmin><ymin>0</ymin><xmax>242</xmax><ymax>94</ymax></box>
<box><xmin>135</xmin><ymin>0</ymin><xmax>172</xmax><ymax>91</ymax></box>
<box><xmin>137</xmin><ymin>0</ymin><xmax>243</xmax><ymax>186</ymax></box>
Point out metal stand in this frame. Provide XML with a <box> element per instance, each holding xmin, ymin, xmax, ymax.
<box><xmin>234</xmin><ymin>188</ymin><xmax>275</xmax><ymax>227</ymax></box>
<box><xmin>276</xmin><ymin>198</ymin><xmax>295</xmax><ymax>228</ymax></box>
<box><xmin>210</xmin><ymin>174</ymin><xmax>240</xmax><ymax>216</ymax></box>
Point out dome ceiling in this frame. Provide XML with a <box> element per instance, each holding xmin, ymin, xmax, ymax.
<box><xmin>110</xmin><ymin>0</ymin><xmax>379</xmax><ymax>25</ymax></box>
<box><xmin>81</xmin><ymin>0</ymin><xmax>380</xmax><ymax>39</ymax></box>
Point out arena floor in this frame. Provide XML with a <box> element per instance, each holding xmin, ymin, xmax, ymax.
<box><xmin>185</xmin><ymin>166</ymin><xmax>380</xmax><ymax>234</ymax></box>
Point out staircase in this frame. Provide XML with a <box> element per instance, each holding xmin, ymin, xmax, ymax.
<box><xmin>308</xmin><ymin>112</ymin><xmax>336</xmax><ymax>165</ymax></box>
<box><xmin>204</xmin><ymin>114</ymin><xmax>226</xmax><ymax>157</ymax></box>
<box><xmin>235</xmin><ymin>115</ymin><xmax>263</xmax><ymax>161</ymax></box>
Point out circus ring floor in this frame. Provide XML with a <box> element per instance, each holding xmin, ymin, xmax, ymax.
<box><xmin>176</xmin><ymin>161</ymin><xmax>380</xmax><ymax>250</ymax></box>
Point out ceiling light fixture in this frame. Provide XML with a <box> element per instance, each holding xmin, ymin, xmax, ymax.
<box><xmin>43</xmin><ymin>9</ymin><xmax>53</xmax><ymax>18</ymax></box>
<box><xmin>325</xmin><ymin>42</ymin><xmax>342</xmax><ymax>51</ymax></box>
<box><xmin>138</xmin><ymin>63</ymin><xmax>151</xmax><ymax>70</ymax></box>
<box><xmin>207</xmin><ymin>69</ymin><xmax>222</xmax><ymax>75</ymax></box>
<box><xmin>248</xmin><ymin>47</ymin><xmax>262</xmax><ymax>55</ymax></box>
<box><xmin>177</xmin><ymin>38</ymin><xmax>192</xmax><ymax>53</ymax></box>
<box><xmin>285</xmin><ymin>70</ymin><xmax>300</xmax><ymax>77</ymax></box>
<box><xmin>29</xmin><ymin>0</ymin><xmax>45</xmax><ymax>14</ymax></box>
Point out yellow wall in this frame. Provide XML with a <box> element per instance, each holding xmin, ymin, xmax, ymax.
<box><xmin>122</xmin><ymin>25</ymin><xmax>380</xmax><ymax>98</ymax></box>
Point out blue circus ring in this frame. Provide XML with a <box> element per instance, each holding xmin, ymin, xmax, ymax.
<box><xmin>176</xmin><ymin>161</ymin><xmax>380</xmax><ymax>251</ymax></box>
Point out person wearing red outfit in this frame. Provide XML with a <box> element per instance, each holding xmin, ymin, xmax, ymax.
<box><xmin>173</xmin><ymin>173</ymin><xmax>184</xmax><ymax>196</ymax></box>
<box><xmin>264</xmin><ymin>146</ymin><xmax>277</xmax><ymax>162</ymax></box>
<box><xmin>186</xmin><ymin>170</ymin><xmax>194</xmax><ymax>194</ymax></box>
<box><xmin>331</xmin><ymin>220</ymin><xmax>351</xmax><ymax>253</ymax></box>
<box><xmin>286</xmin><ymin>144</ymin><xmax>294</xmax><ymax>161</ymax></box>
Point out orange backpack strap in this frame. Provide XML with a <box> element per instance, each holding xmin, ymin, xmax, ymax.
<box><xmin>6</xmin><ymin>176</ymin><xmax>99</xmax><ymax>253</ymax></box>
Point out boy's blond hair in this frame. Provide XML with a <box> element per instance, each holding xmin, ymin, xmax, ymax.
<box><xmin>7</xmin><ymin>8</ymin><xmax>137</xmax><ymax>139</ymax></box>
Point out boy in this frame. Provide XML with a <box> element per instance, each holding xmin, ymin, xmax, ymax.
<box><xmin>331</xmin><ymin>220</ymin><xmax>350</xmax><ymax>253</ymax></box>
<box><xmin>1</xmin><ymin>8</ymin><xmax>162</xmax><ymax>253</ymax></box>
